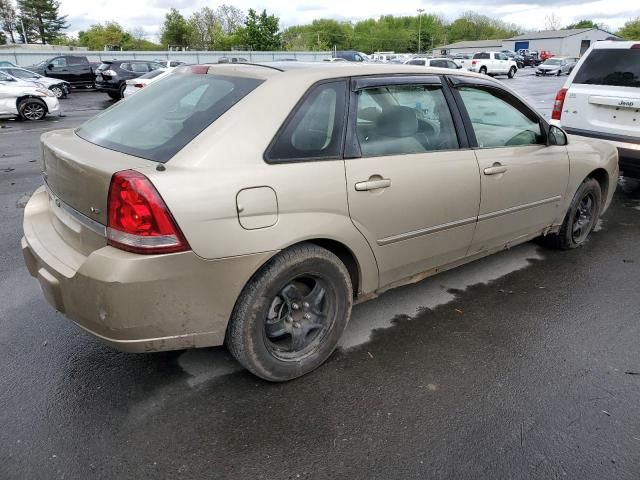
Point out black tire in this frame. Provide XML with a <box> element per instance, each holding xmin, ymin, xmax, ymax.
<box><xmin>18</xmin><ymin>98</ymin><xmax>47</xmax><ymax>121</ymax></box>
<box><xmin>50</xmin><ymin>85</ymin><xmax>64</xmax><ymax>98</ymax></box>
<box><xmin>107</xmin><ymin>92</ymin><xmax>120</xmax><ymax>100</ymax></box>
<box><xmin>479</xmin><ymin>66</ymin><xmax>487</xmax><ymax>75</ymax></box>
<box><xmin>119</xmin><ymin>83</ymin><xmax>126</xmax><ymax>99</ymax></box>
<box><xmin>543</xmin><ymin>178</ymin><xmax>602</xmax><ymax>250</ymax></box>
<box><xmin>556</xmin><ymin>70</ymin><xmax>561</xmax><ymax>77</ymax></box>
<box><xmin>226</xmin><ymin>243</ymin><xmax>353</xmax><ymax>382</ymax></box>
<box><xmin>508</xmin><ymin>67</ymin><xmax>517</xmax><ymax>79</ymax></box>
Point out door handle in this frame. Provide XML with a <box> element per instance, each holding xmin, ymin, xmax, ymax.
<box><xmin>355</xmin><ymin>178</ymin><xmax>392</xmax><ymax>191</ymax></box>
<box><xmin>483</xmin><ymin>163</ymin><xmax>507</xmax><ymax>175</ymax></box>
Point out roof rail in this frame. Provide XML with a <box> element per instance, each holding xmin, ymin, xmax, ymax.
<box><xmin>218</xmin><ymin>62</ymin><xmax>285</xmax><ymax>72</ymax></box>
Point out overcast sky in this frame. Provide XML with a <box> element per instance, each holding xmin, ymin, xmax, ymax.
<box><xmin>61</xmin><ymin>0</ymin><xmax>640</xmax><ymax>40</ymax></box>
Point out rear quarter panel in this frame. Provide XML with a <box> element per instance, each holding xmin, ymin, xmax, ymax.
<box><xmin>145</xmin><ymin>74</ymin><xmax>380</xmax><ymax>295</ymax></box>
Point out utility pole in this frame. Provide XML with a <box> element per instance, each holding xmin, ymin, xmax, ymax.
<box><xmin>417</xmin><ymin>8</ymin><xmax>425</xmax><ymax>54</ymax></box>
<box><xmin>21</xmin><ymin>19</ymin><xmax>28</xmax><ymax>44</ymax></box>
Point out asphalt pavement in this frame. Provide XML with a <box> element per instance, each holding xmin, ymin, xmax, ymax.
<box><xmin>1</xmin><ymin>77</ymin><xmax>639</xmax><ymax>480</ymax></box>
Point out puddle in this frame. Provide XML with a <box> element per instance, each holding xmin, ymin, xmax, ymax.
<box><xmin>339</xmin><ymin>244</ymin><xmax>543</xmax><ymax>349</ymax></box>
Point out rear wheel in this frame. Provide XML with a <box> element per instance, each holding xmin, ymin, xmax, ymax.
<box><xmin>508</xmin><ymin>67</ymin><xmax>517</xmax><ymax>79</ymax></box>
<box><xmin>18</xmin><ymin>98</ymin><xmax>47</xmax><ymax>121</ymax></box>
<box><xmin>107</xmin><ymin>92</ymin><xmax>120</xmax><ymax>100</ymax></box>
<box><xmin>226</xmin><ymin>243</ymin><xmax>353</xmax><ymax>382</ymax></box>
<box><xmin>543</xmin><ymin>178</ymin><xmax>602</xmax><ymax>250</ymax></box>
<box><xmin>479</xmin><ymin>66</ymin><xmax>487</xmax><ymax>75</ymax></box>
<box><xmin>119</xmin><ymin>83</ymin><xmax>126</xmax><ymax>99</ymax></box>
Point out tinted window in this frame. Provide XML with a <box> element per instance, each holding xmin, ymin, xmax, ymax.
<box><xmin>431</xmin><ymin>60</ymin><xmax>447</xmax><ymax>68</ymax></box>
<box><xmin>67</xmin><ymin>56</ymin><xmax>86</xmax><ymax>65</ymax></box>
<box><xmin>473</xmin><ymin>52</ymin><xmax>490</xmax><ymax>60</ymax></box>
<box><xmin>7</xmin><ymin>68</ymin><xmax>36</xmax><ymax>79</ymax></box>
<box><xmin>458</xmin><ymin>87</ymin><xmax>543</xmax><ymax>148</ymax></box>
<box><xmin>77</xmin><ymin>72</ymin><xmax>264</xmax><ymax>163</ymax></box>
<box><xmin>139</xmin><ymin>69</ymin><xmax>165</xmax><ymax>80</ymax></box>
<box><xmin>408</xmin><ymin>59</ymin><xmax>426</xmax><ymax>66</ymax></box>
<box><xmin>267</xmin><ymin>80</ymin><xmax>347</xmax><ymax>162</ymax></box>
<box><xmin>355</xmin><ymin>85</ymin><xmax>458</xmax><ymax>157</ymax></box>
<box><xmin>0</xmin><ymin>71</ymin><xmax>12</xmax><ymax>81</ymax></box>
<box><xmin>574</xmin><ymin>49</ymin><xmax>640</xmax><ymax>87</ymax></box>
<box><xmin>446</xmin><ymin>61</ymin><xmax>458</xmax><ymax>69</ymax></box>
<box><xmin>97</xmin><ymin>62</ymin><xmax>112</xmax><ymax>71</ymax></box>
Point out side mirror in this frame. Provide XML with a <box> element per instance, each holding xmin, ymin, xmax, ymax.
<box><xmin>548</xmin><ymin>125</ymin><xmax>568</xmax><ymax>146</ymax></box>
<box><xmin>47</xmin><ymin>64</ymin><xmax>54</xmax><ymax>70</ymax></box>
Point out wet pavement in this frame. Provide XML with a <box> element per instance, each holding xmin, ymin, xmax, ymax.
<box><xmin>1</xmin><ymin>78</ymin><xmax>639</xmax><ymax>479</ymax></box>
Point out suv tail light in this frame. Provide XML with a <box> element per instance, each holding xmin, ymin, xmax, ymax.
<box><xmin>632</xmin><ymin>44</ymin><xmax>640</xmax><ymax>49</ymax></box>
<box><xmin>107</xmin><ymin>170</ymin><xmax>189</xmax><ymax>254</ymax></box>
<box><xmin>472</xmin><ymin>60</ymin><xmax>477</xmax><ymax>65</ymax></box>
<box><xmin>102</xmin><ymin>69</ymin><xmax>117</xmax><ymax>76</ymax></box>
<box><xmin>134</xmin><ymin>83</ymin><xmax>145</xmax><ymax>88</ymax></box>
<box><xmin>551</xmin><ymin>88</ymin><xmax>568</xmax><ymax>121</ymax></box>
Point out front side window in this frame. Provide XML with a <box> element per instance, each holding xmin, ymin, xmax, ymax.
<box><xmin>473</xmin><ymin>52</ymin><xmax>490</xmax><ymax>60</ymax></box>
<box><xmin>355</xmin><ymin>84</ymin><xmax>459</xmax><ymax>157</ymax></box>
<box><xmin>67</xmin><ymin>56</ymin><xmax>86</xmax><ymax>66</ymax></box>
<box><xmin>77</xmin><ymin>71</ymin><xmax>264</xmax><ymax>162</ymax></box>
<box><xmin>50</xmin><ymin>57</ymin><xmax>66</xmax><ymax>67</ymax></box>
<box><xmin>266</xmin><ymin>80</ymin><xmax>347</xmax><ymax>162</ymax></box>
<box><xmin>457</xmin><ymin>86</ymin><xmax>543</xmax><ymax>148</ymax></box>
<box><xmin>131</xmin><ymin>63</ymin><xmax>149</xmax><ymax>74</ymax></box>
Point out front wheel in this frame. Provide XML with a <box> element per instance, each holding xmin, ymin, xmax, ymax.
<box><xmin>508</xmin><ymin>67</ymin><xmax>517</xmax><ymax>79</ymax></box>
<box><xmin>50</xmin><ymin>85</ymin><xmax>64</xmax><ymax>98</ymax></box>
<box><xmin>544</xmin><ymin>178</ymin><xmax>602</xmax><ymax>250</ymax></box>
<box><xmin>226</xmin><ymin>243</ymin><xmax>353</xmax><ymax>382</ymax></box>
<box><xmin>18</xmin><ymin>98</ymin><xmax>47</xmax><ymax>120</ymax></box>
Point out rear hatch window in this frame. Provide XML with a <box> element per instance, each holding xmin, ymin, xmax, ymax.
<box><xmin>96</xmin><ymin>62</ymin><xmax>112</xmax><ymax>72</ymax></box>
<box><xmin>574</xmin><ymin>49</ymin><xmax>640</xmax><ymax>88</ymax></box>
<box><xmin>77</xmin><ymin>69</ymin><xmax>264</xmax><ymax>162</ymax></box>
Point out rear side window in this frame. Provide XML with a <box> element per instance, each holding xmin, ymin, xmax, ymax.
<box><xmin>139</xmin><ymin>69</ymin><xmax>164</xmax><ymax>80</ymax></box>
<box><xmin>97</xmin><ymin>62</ymin><xmax>112</xmax><ymax>71</ymax></box>
<box><xmin>130</xmin><ymin>63</ymin><xmax>149</xmax><ymax>73</ymax></box>
<box><xmin>355</xmin><ymin>85</ymin><xmax>459</xmax><ymax>157</ymax></box>
<box><xmin>574</xmin><ymin>49</ymin><xmax>640</xmax><ymax>87</ymax></box>
<box><xmin>266</xmin><ymin>80</ymin><xmax>347</xmax><ymax>162</ymax></box>
<box><xmin>473</xmin><ymin>53</ymin><xmax>490</xmax><ymax>60</ymax></box>
<box><xmin>77</xmin><ymin>72</ymin><xmax>264</xmax><ymax>162</ymax></box>
<box><xmin>67</xmin><ymin>56</ymin><xmax>86</xmax><ymax>65</ymax></box>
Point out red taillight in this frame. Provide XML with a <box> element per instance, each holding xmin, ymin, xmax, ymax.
<box><xmin>632</xmin><ymin>44</ymin><xmax>640</xmax><ymax>49</ymax></box>
<box><xmin>134</xmin><ymin>83</ymin><xmax>145</xmax><ymax>88</ymax></box>
<box><xmin>107</xmin><ymin>170</ymin><xmax>189</xmax><ymax>254</ymax></box>
<box><xmin>551</xmin><ymin>87</ymin><xmax>568</xmax><ymax>121</ymax></box>
<box><xmin>472</xmin><ymin>60</ymin><xmax>477</xmax><ymax>65</ymax></box>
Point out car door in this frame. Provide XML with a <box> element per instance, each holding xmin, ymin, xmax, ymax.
<box><xmin>449</xmin><ymin>78</ymin><xmax>569</xmax><ymax>254</ymax></box>
<box><xmin>66</xmin><ymin>56</ymin><xmax>91</xmax><ymax>83</ymax></box>
<box><xmin>343</xmin><ymin>76</ymin><xmax>481</xmax><ymax>286</ymax></box>
<box><xmin>45</xmin><ymin>56</ymin><xmax>69</xmax><ymax>81</ymax></box>
<box><xmin>0</xmin><ymin>72</ymin><xmax>18</xmax><ymax>114</ymax></box>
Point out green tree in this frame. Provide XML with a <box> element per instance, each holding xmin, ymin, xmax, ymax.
<box><xmin>187</xmin><ymin>7</ymin><xmax>223</xmax><ymax>50</ymax></box>
<box><xmin>160</xmin><ymin>8</ymin><xmax>191</xmax><ymax>48</ymax></box>
<box><xmin>78</xmin><ymin>21</ymin><xmax>126</xmax><ymax>50</ymax></box>
<box><xmin>0</xmin><ymin>29</ymin><xmax>6</xmax><ymax>43</ymax></box>
<box><xmin>0</xmin><ymin>0</ymin><xmax>17</xmax><ymax>43</ymax></box>
<box><xmin>617</xmin><ymin>17</ymin><xmax>640</xmax><ymax>40</ymax></box>
<box><xmin>17</xmin><ymin>0</ymin><xmax>67</xmax><ymax>44</ymax></box>
<box><xmin>448</xmin><ymin>11</ymin><xmax>520</xmax><ymax>43</ymax></box>
<box><xmin>239</xmin><ymin>8</ymin><xmax>280</xmax><ymax>50</ymax></box>
<box><xmin>564</xmin><ymin>19</ymin><xmax>596</xmax><ymax>29</ymax></box>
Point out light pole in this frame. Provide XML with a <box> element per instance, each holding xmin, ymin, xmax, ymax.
<box><xmin>417</xmin><ymin>8</ymin><xmax>425</xmax><ymax>54</ymax></box>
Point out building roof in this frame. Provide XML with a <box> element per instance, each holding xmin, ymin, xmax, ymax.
<box><xmin>436</xmin><ymin>39</ymin><xmax>503</xmax><ymax>50</ymax></box>
<box><xmin>505</xmin><ymin>28</ymin><xmax>613</xmax><ymax>41</ymax></box>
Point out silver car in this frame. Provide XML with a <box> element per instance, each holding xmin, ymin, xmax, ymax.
<box><xmin>0</xmin><ymin>67</ymin><xmax>70</xmax><ymax>98</ymax></box>
<box><xmin>536</xmin><ymin>57</ymin><xmax>577</xmax><ymax>76</ymax></box>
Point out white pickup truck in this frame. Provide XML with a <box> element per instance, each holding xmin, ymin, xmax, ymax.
<box><xmin>468</xmin><ymin>51</ymin><xmax>518</xmax><ymax>78</ymax></box>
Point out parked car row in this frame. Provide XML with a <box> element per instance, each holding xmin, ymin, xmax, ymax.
<box><xmin>0</xmin><ymin>70</ymin><xmax>60</xmax><ymax>120</ymax></box>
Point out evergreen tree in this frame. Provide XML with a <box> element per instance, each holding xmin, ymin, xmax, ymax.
<box><xmin>160</xmin><ymin>8</ymin><xmax>191</xmax><ymax>48</ymax></box>
<box><xmin>17</xmin><ymin>0</ymin><xmax>67</xmax><ymax>44</ymax></box>
<box><xmin>239</xmin><ymin>8</ymin><xmax>280</xmax><ymax>50</ymax></box>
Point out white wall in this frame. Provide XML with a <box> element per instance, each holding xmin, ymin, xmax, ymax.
<box><xmin>562</xmin><ymin>30</ymin><xmax>615</xmax><ymax>56</ymax></box>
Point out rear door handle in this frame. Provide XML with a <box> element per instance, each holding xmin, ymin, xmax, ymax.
<box><xmin>483</xmin><ymin>163</ymin><xmax>507</xmax><ymax>175</ymax></box>
<box><xmin>355</xmin><ymin>178</ymin><xmax>392</xmax><ymax>191</ymax></box>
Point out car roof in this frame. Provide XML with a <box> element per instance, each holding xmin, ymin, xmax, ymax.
<box><xmin>202</xmin><ymin>62</ymin><xmax>487</xmax><ymax>81</ymax></box>
<box><xmin>592</xmin><ymin>40</ymin><xmax>640</xmax><ymax>49</ymax></box>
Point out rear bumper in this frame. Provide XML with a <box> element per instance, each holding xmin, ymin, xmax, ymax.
<box><xmin>22</xmin><ymin>187</ymin><xmax>274</xmax><ymax>352</ymax></box>
<box><xmin>95</xmin><ymin>81</ymin><xmax>120</xmax><ymax>93</ymax></box>
<box><xmin>563</xmin><ymin>127</ymin><xmax>640</xmax><ymax>178</ymax></box>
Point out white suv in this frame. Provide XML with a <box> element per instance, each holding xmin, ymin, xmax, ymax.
<box><xmin>469</xmin><ymin>52</ymin><xmax>518</xmax><ymax>78</ymax></box>
<box><xmin>553</xmin><ymin>41</ymin><xmax>640</xmax><ymax>177</ymax></box>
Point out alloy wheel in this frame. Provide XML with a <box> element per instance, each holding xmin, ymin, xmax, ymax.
<box><xmin>22</xmin><ymin>103</ymin><xmax>45</xmax><ymax>120</ymax></box>
<box><xmin>51</xmin><ymin>86</ymin><xmax>63</xmax><ymax>98</ymax></box>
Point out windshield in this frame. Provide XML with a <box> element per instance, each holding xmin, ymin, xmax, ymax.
<box><xmin>574</xmin><ymin>49</ymin><xmax>640</xmax><ymax>88</ymax></box>
<box><xmin>77</xmin><ymin>70</ymin><xmax>263</xmax><ymax>162</ymax></box>
<box><xmin>544</xmin><ymin>59</ymin><xmax>562</xmax><ymax>65</ymax></box>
